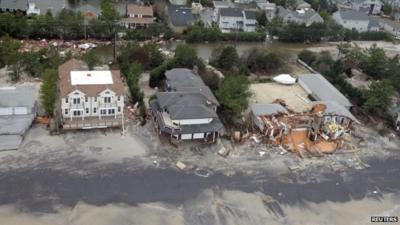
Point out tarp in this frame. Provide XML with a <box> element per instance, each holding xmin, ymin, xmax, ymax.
<box><xmin>273</xmin><ymin>74</ymin><xmax>296</xmax><ymax>85</ymax></box>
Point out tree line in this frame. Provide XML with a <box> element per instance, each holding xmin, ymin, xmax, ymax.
<box><xmin>298</xmin><ymin>46</ymin><xmax>398</xmax><ymax>120</ymax></box>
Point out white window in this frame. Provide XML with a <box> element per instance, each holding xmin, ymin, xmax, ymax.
<box><xmin>93</xmin><ymin>108</ymin><xmax>97</xmax><ymax>113</ymax></box>
<box><xmin>85</xmin><ymin>97</ymin><xmax>88</xmax><ymax>102</ymax></box>
<box><xmin>100</xmin><ymin>109</ymin><xmax>107</xmax><ymax>115</ymax></box>
<box><xmin>73</xmin><ymin>98</ymin><xmax>80</xmax><ymax>104</ymax></box>
<box><xmin>104</xmin><ymin>97</ymin><xmax>111</xmax><ymax>103</ymax></box>
<box><xmin>108</xmin><ymin>109</ymin><xmax>115</xmax><ymax>115</ymax></box>
<box><xmin>118</xmin><ymin>106</ymin><xmax>121</xmax><ymax>112</ymax></box>
<box><xmin>65</xmin><ymin>98</ymin><xmax>68</xmax><ymax>103</ymax></box>
<box><xmin>73</xmin><ymin>110</ymin><xmax>81</xmax><ymax>116</ymax></box>
<box><xmin>94</xmin><ymin>97</ymin><xmax>97</xmax><ymax>102</ymax></box>
<box><xmin>65</xmin><ymin>109</ymin><xmax>68</xmax><ymax>115</ymax></box>
<box><xmin>117</xmin><ymin>96</ymin><xmax>120</xmax><ymax>101</ymax></box>
<box><xmin>86</xmin><ymin>108</ymin><xmax>89</xmax><ymax>114</ymax></box>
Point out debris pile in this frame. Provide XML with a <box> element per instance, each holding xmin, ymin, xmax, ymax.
<box><xmin>251</xmin><ymin>100</ymin><xmax>358</xmax><ymax>157</ymax></box>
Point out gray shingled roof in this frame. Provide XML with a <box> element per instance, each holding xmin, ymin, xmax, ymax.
<box><xmin>338</xmin><ymin>9</ymin><xmax>369</xmax><ymax>21</ymax></box>
<box><xmin>156</xmin><ymin>92</ymin><xmax>205</xmax><ymax>108</ymax></box>
<box><xmin>220</xmin><ymin>8</ymin><xmax>243</xmax><ymax>17</ymax></box>
<box><xmin>165</xmin><ymin>68</ymin><xmax>219</xmax><ymax>105</ymax></box>
<box><xmin>0</xmin><ymin>0</ymin><xmax>28</xmax><ymax>10</ymax></box>
<box><xmin>251</xmin><ymin>104</ymin><xmax>288</xmax><ymax>116</ymax></box>
<box><xmin>149</xmin><ymin>100</ymin><xmax>224</xmax><ymax>134</ymax></box>
<box><xmin>213</xmin><ymin>0</ymin><xmax>231</xmax><ymax>7</ymax></box>
<box><xmin>298</xmin><ymin>74</ymin><xmax>353</xmax><ymax>108</ymax></box>
<box><xmin>368</xmin><ymin>16</ymin><xmax>379</xmax><ymax>28</ymax></box>
<box><xmin>165</xmin><ymin>68</ymin><xmax>205</xmax><ymax>89</ymax></box>
<box><xmin>244</xmin><ymin>10</ymin><xmax>256</xmax><ymax>20</ymax></box>
<box><xmin>168</xmin><ymin>5</ymin><xmax>196</xmax><ymax>27</ymax></box>
<box><xmin>169</xmin><ymin>105</ymin><xmax>218</xmax><ymax>120</ymax></box>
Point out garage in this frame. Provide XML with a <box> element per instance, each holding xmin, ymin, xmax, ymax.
<box><xmin>181</xmin><ymin>134</ymin><xmax>192</xmax><ymax>140</ymax></box>
<box><xmin>193</xmin><ymin>133</ymin><xmax>205</xmax><ymax>139</ymax></box>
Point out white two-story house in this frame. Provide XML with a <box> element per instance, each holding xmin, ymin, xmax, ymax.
<box><xmin>59</xmin><ymin>59</ymin><xmax>125</xmax><ymax>130</ymax></box>
<box><xmin>218</xmin><ymin>8</ymin><xmax>257</xmax><ymax>33</ymax></box>
<box><xmin>121</xmin><ymin>4</ymin><xmax>154</xmax><ymax>29</ymax></box>
<box><xmin>332</xmin><ymin>9</ymin><xmax>375</xmax><ymax>32</ymax></box>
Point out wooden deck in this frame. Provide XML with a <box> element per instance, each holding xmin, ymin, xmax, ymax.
<box><xmin>62</xmin><ymin>116</ymin><xmax>122</xmax><ymax>130</ymax></box>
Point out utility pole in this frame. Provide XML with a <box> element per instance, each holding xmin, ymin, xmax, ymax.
<box><xmin>113</xmin><ymin>27</ymin><xmax>117</xmax><ymax>62</ymax></box>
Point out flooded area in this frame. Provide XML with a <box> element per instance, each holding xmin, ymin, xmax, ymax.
<box><xmin>0</xmin><ymin>122</ymin><xmax>398</xmax><ymax>224</ymax></box>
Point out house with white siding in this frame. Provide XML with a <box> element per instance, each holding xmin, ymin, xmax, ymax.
<box><xmin>277</xmin><ymin>6</ymin><xmax>324</xmax><ymax>26</ymax></box>
<box><xmin>58</xmin><ymin>59</ymin><xmax>125</xmax><ymax>130</ymax></box>
<box><xmin>243</xmin><ymin>10</ymin><xmax>257</xmax><ymax>32</ymax></box>
<box><xmin>256</xmin><ymin>0</ymin><xmax>276</xmax><ymax>20</ymax></box>
<box><xmin>350</xmin><ymin>0</ymin><xmax>382</xmax><ymax>14</ymax></box>
<box><xmin>217</xmin><ymin>8</ymin><xmax>257</xmax><ymax>32</ymax></box>
<box><xmin>121</xmin><ymin>4</ymin><xmax>154</xmax><ymax>29</ymax></box>
<box><xmin>380</xmin><ymin>18</ymin><xmax>400</xmax><ymax>38</ymax></box>
<box><xmin>150</xmin><ymin>68</ymin><xmax>224</xmax><ymax>143</ymax></box>
<box><xmin>332</xmin><ymin>9</ymin><xmax>378</xmax><ymax>32</ymax></box>
<box><xmin>213</xmin><ymin>1</ymin><xmax>231</xmax><ymax>22</ymax></box>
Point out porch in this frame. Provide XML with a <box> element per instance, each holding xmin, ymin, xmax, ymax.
<box><xmin>62</xmin><ymin>115</ymin><xmax>123</xmax><ymax>130</ymax></box>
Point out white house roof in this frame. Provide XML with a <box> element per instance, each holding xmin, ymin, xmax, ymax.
<box><xmin>70</xmin><ymin>71</ymin><xmax>114</xmax><ymax>85</ymax></box>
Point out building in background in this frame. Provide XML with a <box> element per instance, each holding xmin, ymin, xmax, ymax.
<box><xmin>277</xmin><ymin>6</ymin><xmax>324</xmax><ymax>26</ymax></box>
<box><xmin>332</xmin><ymin>9</ymin><xmax>378</xmax><ymax>32</ymax></box>
<box><xmin>121</xmin><ymin>4</ymin><xmax>154</xmax><ymax>29</ymax></box>
<box><xmin>218</xmin><ymin>8</ymin><xmax>257</xmax><ymax>32</ymax></box>
<box><xmin>0</xmin><ymin>0</ymin><xmax>28</xmax><ymax>13</ymax></box>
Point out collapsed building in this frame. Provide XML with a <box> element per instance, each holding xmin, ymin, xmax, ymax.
<box><xmin>251</xmin><ymin>74</ymin><xmax>360</xmax><ymax>156</ymax></box>
<box><xmin>251</xmin><ymin>101</ymin><xmax>359</xmax><ymax>155</ymax></box>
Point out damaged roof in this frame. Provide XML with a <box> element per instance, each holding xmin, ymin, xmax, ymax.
<box><xmin>314</xmin><ymin>101</ymin><xmax>360</xmax><ymax>123</ymax></box>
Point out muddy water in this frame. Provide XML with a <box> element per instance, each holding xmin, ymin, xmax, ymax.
<box><xmin>92</xmin><ymin>40</ymin><xmax>332</xmax><ymax>64</ymax></box>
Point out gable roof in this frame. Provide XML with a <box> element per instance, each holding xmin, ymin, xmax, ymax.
<box><xmin>368</xmin><ymin>16</ymin><xmax>379</xmax><ymax>28</ymax></box>
<box><xmin>168</xmin><ymin>5</ymin><xmax>196</xmax><ymax>27</ymax></box>
<box><xmin>338</xmin><ymin>9</ymin><xmax>369</xmax><ymax>21</ymax></box>
<box><xmin>213</xmin><ymin>0</ymin><xmax>231</xmax><ymax>7</ymax></box>
<box><xmin>126</xmin><ymin>4</ymin><xmax>153</xmax><ymax>16</ymax></box>
<box><xmin>219</xmin><ymin>7</ymin><xmax>243</xmax><ymax>17</ymax></box>
<box><xmin>168</xmin><ymin>105</ymin><xmax>218</xmax><ymax>120</ymax></box>
<box><xmin>244</xmin><ymin>10</ymin><xmax>257</xmax><ymax>20</ymax></box>
<box><xmin>165</xmin><ymin>68</ymin><xmax>219</xmax><ymax>105</ymax></box>
<box><xmin>165</xmin><ymin>68</ymin><xmax>205</xmax><ymax>88</ymax></box>
<box><xmin>298</xmin><ymin>74</ymin><xmax>353</xmax><ymax>108</ymax></box>
<box><xmin>156</xmin><ymin>92</ymin><xmax>218</xmax><ymax>119</ymax></box>
<box><xmin>58</xmin><ymin>59</ymin><xmax>124</xmax><ymax>97</ymax></box>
